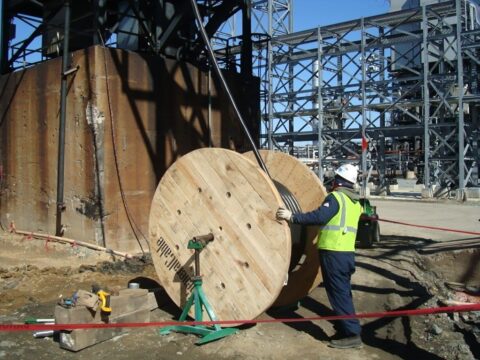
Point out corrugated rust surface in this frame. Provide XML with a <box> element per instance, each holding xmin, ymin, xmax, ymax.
<box><xmin>0</xmin><ymin>45</ymin><xmax>260</xmax><ymax>253</ymax></box>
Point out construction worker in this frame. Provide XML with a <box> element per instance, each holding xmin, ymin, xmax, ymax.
<box><xmin>276</xmin><ymin>163</ymin><xmax>363</xmax><ymax>349</ymax></box>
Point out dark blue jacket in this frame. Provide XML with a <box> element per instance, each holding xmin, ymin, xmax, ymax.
<box><xmin>291</xmin><ymin>193</ymin><xmax>339</xmax><ymax>225</ymax></box>
<box><xmin>291</xmin><ymin>183</ymin><xmax>359</xmax><ymax>226</ymax></box>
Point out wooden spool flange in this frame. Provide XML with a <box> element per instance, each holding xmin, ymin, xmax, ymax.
<box><xmin>148</xmin><ymin>148</ymin><xmax>291</xmax><ymax>323</ymax></box>
<box><xmin>244</xmin><ymin>150</ymin><xmax>327</xmax><ymax>307</ymax></box>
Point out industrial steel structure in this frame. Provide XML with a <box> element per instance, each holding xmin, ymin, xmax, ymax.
<box><xmin>0</xmin><ymin>1</ymin><xmax>256</xmax><ymax>74</ymax></box>
<box><xmin>1</xmin><ymin>0</ymin><xmax>479</xmax><ymax>200</ymax></box>
<box><xmin>257</xmin><ymin>0</ymin><xmax>479</xmax><ymax>198</ymax></box>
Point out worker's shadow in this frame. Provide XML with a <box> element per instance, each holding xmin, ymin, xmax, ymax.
<box><xmin>266</xmin><ymin>293</ymin><xmax>333</xmax><ymax>341</ymax></box>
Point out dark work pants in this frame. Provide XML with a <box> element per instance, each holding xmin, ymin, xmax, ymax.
<box><xmin>318</xmin><ymin>250</ymin><xmax>361</xmax><ymax>337</ymax></box>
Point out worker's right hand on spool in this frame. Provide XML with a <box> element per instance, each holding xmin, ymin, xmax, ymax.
<box><xmin>276</xmin><ymin>208</ymin><xmax>292</xmax><ymax>221</ymax></box>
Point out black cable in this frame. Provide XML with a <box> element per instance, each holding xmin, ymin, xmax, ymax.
<box><xmin>273</xmin><ymin>181</ymin><xmax>302</xmax><ymax>214</ymax></box>
<box><xmin>98</xmin><ymin>38</ymin><xmax>148</xmax><ymax>256</ymax></box>
<box><xmin>189</xmin><ymin>0</ymin><xmax>272</xmax><ymax>179</ymax></box>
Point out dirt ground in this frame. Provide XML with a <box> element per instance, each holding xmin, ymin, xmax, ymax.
<box><xmin>1</xmin><ymin>227</ymin><xmax>479</xmax><ymax>360</ymax></box>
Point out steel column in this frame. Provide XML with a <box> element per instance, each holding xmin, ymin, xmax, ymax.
<box><xmin>456</xmin><ymin>0</ymin><xmax>466</xmax><ymax>199</ymax></box>
<box><xmin>241</xmin><ymin>0</ymin><xmax>252</xmax><ymax>76</ymax></box>
<box><xmin>56</xmin><ymin>0</ymin><xmax>71</xmax><ymax>236</ymax></box>
<box><xmin>317</xmin><ymin>26</ymin><xmax>324</xmax><ymax>179</ymax></box>
<box><xmin>422</xmin><ymin>5</ymin><xmax>431</xmax><ymax>197</ymax></box>
<box><xmin>93</xmin><ymin>0</ymin><xmax>107</xmax><ymax>45</ymax></box>
<box><xmin>267</xmin><ymin>0</ymin><xmax>273</xmax><ymax>150</ymax></box>
<box><xmin>360</xmin><ymin>18</ymin><xmax>367</xmax><ymax>195</ymax></box>
<box><xmin>0</xmin><ymin>0</ymin><xmax>7</xmax><ymax>74</ymax></box>
<box><xmin>378</xmin><ymin>26</ymin><xmax>387</xmax><ymax>195</ymax></box>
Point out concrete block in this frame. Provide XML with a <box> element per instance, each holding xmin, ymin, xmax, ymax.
<box><xmin>55</xmin><ymin>290</ymin><xmax>150</xmax><ymax>325</ymax></box>
<box><xmin>109</xmin><ymin>291</ymin><xmax>150</xmax><ymax>315</ymax></box>
<box><xmin>413</xmin><ymin>184</ymin><xmax>425</xmax><ymax>192</ymax></box>
<box><xmin>147</xmin><ymin>292</ymin><xmax>158</xmax><ymax>311</ymax></box>
<box><xmin>118</xmin><ymin>288</ymin><xmax>149</xmax><ymax>296</ymax></box>
<box><xmin>465</xmin><ymin>187</ymin><xmax>480</xmax><ymax>199</ymax></box>
<box><xmin>390</xmin><ymin>184</ymin><xmax>399</xmax><ymax>191</ymax></box>
<box><xmin>405</xmin><ymin>171</ymin><xmax>416</xmax><ymax>180</ymax></box>
<box><xmin>55</xmin><ymin>305</ymin><xmax>101</xmax><ymax>324</ymax></box>
<box><xmin>59</xmin><ymin>308</ymin><xmax>150</xmax><ymax>352</ymax></box>
<box><xmin>56</xmin><ymin>288</ymin><xmax>152</xmax><ymax>351</ymax></box>
<box><xmin>421</xmin><ymin>187</ymin><xmax>433</xmax><ymax>198</ymax></box>
<box><xmin>119</xmin><ymin>288</ymin><xmax>158</xmax><ymax>310</ymax></box>
<box><xmin>360</xmin><ymin>187</ymin><xmax>370</xmax><ymax>198</ymax></box>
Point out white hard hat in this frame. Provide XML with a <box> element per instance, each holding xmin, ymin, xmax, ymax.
<box><xmin>335</xmin><ymin>164</ymin><xmax>358</xmax><ymax>184</ymax></box>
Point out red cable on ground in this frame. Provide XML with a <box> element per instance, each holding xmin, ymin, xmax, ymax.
<box><xmin>378</xmin><ymin>218</ymin><xmax>480</xmax><ymax>236</ymax></box>
<box><xmin>1</xmin><ymin>303</ymin><xmax>480</xmax><ymax>332</ymax></box>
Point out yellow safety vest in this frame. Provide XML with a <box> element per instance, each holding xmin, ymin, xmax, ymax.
<box><xmin>317</xmin><ymin>191</ymin><xmax>362</xmax><ymax>251</ymax></box>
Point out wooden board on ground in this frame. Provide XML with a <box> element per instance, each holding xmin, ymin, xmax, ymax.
<box><xmin>244</xmin><ymin>150</ymin><xmax>327</xmax><ymax>307</ymax></box>
<box><xmin>148</xmin><ymin>148</ymin><xmax>291</xmax><ymax>323</ymax></box>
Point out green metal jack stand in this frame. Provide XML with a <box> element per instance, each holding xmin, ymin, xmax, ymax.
<box><xmin>159</xmin><ymin>233</ymin><xmax>238</xmax><ymax>345</ymax></box>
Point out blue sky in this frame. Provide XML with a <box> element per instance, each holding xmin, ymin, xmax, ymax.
<box><xmin>293</xmin><ymin>0</ymin><xmax>391</xmax><ymax>30</ymax></box>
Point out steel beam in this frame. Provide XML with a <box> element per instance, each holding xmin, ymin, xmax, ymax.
<box><xmin>0</xmin><ymin>0</ymin><xmax>6</xmax><ymax>74</ymax></box>
<box><xmin>56</xmin><ymin>0</ymin><xmax>71</xmax><ymax>237</ymax></box>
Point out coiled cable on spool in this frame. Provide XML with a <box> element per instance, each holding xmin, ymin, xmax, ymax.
<box><xmin>273</xmin><ymin>181</ymin><xmax>306</xmax><ymax>272</ymax></box>
<box><xmin>273</xmin><ymin>181</ymin><xmax>302</xmax><ymax>214</ymax></box>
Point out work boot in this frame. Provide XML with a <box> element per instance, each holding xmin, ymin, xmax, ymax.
<box><xmin>328</xmin><ymin>334</ymin><xmax>363</xmax><ymax>349</ymax></box>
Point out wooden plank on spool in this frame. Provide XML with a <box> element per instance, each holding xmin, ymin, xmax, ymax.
<box><xmin>243</xmin><ymin>150</ymin><xmax>327</xmax><ymax>307</ymax></box>
<box><xmin>148</xmin><ymin>148</ymin><xmax>291</xmax><ymax>323</ymax></box>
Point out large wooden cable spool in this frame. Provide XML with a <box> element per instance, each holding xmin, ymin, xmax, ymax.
<box><xmin>243</xmin><ymin>150</ymin><xmax>327</xmax><ymax>306</ymax></box>
<box><xmin>148</xmin><ymin>148</ymin><xmax>291</xmax><ymax>323</ymax></box>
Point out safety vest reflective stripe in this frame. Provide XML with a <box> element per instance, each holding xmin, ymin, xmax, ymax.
<box><xmin>319</xmin><ymin>191</ymin><xmax>353</xmax><ymax>232</ymax></box>
<box><xmin>321</xmin><ymin>225</ymin><xmax>358</xmax><ymax>233</ymax></box>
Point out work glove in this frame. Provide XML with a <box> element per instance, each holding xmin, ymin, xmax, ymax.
<box><xmin>276</xmin><ymin>207</ymin><xmax>292</xmax><ymax>222</ymax></box>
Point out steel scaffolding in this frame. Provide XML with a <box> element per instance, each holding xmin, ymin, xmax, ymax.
<box><xmin>212</xmin><ymin>0</ymin><xmax>294</xmax><ymax>150</ymax></box>
<box><xmin>262</xmin><ymin>0</ymin><xmax>479</xmax><ymax>198</ymax></box>
<box><xmin>2</xmin><ymin>0</ymin><xmax>479</xmax><ymax>199</ymax></box>
<box><xmin>250</xmin><ymin>1</ymin><xmax>293</xmax><ymax>150</ymax></box>
<box><xmin>0</xmin><ymin>1</ymin><xmax>256</xmax><ymax>74</ymax></box>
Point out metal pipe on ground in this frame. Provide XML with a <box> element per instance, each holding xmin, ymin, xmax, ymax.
<box><xmin>10</xmin><ymin>224</ymin><xmax>132</xmax><ymax>259</ymax></box>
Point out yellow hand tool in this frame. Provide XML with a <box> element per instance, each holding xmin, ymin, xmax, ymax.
<box><xmin>95</xmin><ymin>289</ymin><xmax>112</xmax><ymax>314</ymax></box>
